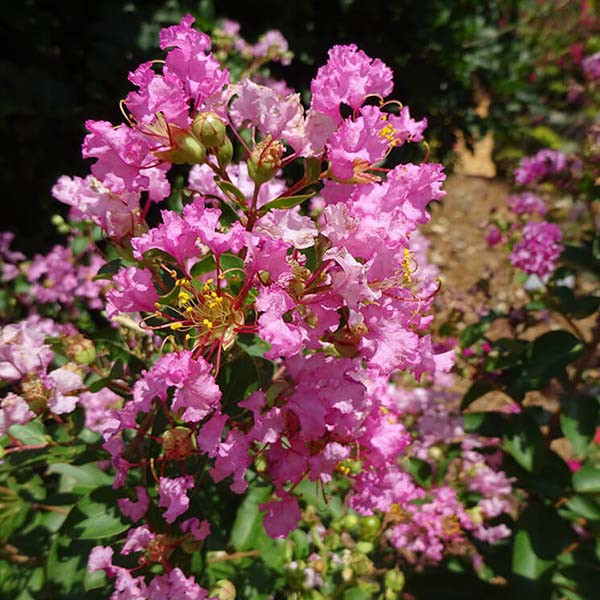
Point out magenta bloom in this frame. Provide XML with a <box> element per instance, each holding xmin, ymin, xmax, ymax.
<box><xmin>260</xmin><ymin>494</ymin><xmax>302</xmax><ymax>539</ymax></box>
<box><xmin>133</xmin><ymin>351</ymin><xmax>221</xmax><ymax>423</ymax></box>
<box><xmin>106</xmin><ymin>267</ymin><xmax>159</xmax><ymax>318</ymax></box>
<box><xmin>509</xmin><ymin>221</ymin><xmax>563</xmax><ymax>278</ymax></box>
<box><xmin>582</xmin><ymin>51</ymin><xmax>600</xmax><ymax>82</ymax></box>
<box><xmin>311</xmin><ymin>44</ymin><xmax>393</xmax><ymax>122</ymax></box>
<box><xmin>508</xmin><ymin>192</ymin><xmax>547</xmax><ymax>216</ymax></box>
<box><xmin>514</xmin><ymin>149</ymin><xmax>568</xmax><ymax>186</ymax></box>
<box><xmin>158</xmin><ymin>475</ymin><xmax>194</xmax><ymax>522</ymax></box>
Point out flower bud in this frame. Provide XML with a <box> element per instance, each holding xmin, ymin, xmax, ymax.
<box><xmin>162</xmin><ymin>426</ymin><xmax>195</xmax><ymax>461</ymax></box>
<box><xmin>358</xmin><ymin>515</ymin><xmax>381</xmax><ymax>541</ymax></box>
<box><xmin>192</xmin><ymin>112</ymin><xmax>227</xmax><ymax>148</ymax></box>
<box><xmin>64</xmin><ymin>334</ymin><xmax>96</xmax><ymax>365</ymax></box>
<box><xmin>176</xmin><ymin>133</ymin><xmax>207</xmax><ymax>165</ymax></box>
<box><xmin>155</xmin><ymin>129</ymin><xmax>206</xmax><ymax>165</ymax></box>
<box><xmin>247</xmin><ymin>136</ymin><xmax>284</xmax><ymax>184</ymax></box>
<box><xmin>341</xmin><ymin>514</ymin><xmax>359</xmax><ymax>529</ymax></box>
<box><xmin>209</xmin><ymin>580</ymin><xmax>236</xmax><ymax>600</ymax></box>
<box><xmin>384</xmin><ymin>568</ymin><xmax>405</xmax><ymax>593</ymax></box>
<box><xmin>427</xmin><ymin>445</ymin><xmax>443</xmax><ymax>461</ymax></box>
<box><xmin>216</xmin><ymin>136</ymin><xmax>233</xmax><ymax>168</ymax></box>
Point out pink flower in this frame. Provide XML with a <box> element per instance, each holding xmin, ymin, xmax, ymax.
<box><xmin>133</xmin><ymin>351</ymin><xmax>221</xmax><ymax>423</ymax></box>
<box><xmin>260</xmin><ymin>494</ymin><xmax>302</xmax><ymax>539</ymax></box>
<box><xmin>180</xmin><ymin>518</ymin><xmax>211</xmax><ymax>541</ymax></box>
<box><xmin>158</xmin><ymin>476</ymin><xmax>194</xmax><ymax>523</ymax></box>
<box><xmin>0</xmin><ymin>393</ymin><xmax>35</xmax><ymax>435</ymax></box>
<box><xmin>46</xmin><ymin>367</ymin><xmax>83</xmax><ymax>414</ymax></box>
<box><xmin>582</xmin><ymin>51</ymin><xmax>600</xmax><ymax>82</ymax></box>
<box><xmin>52</xmin><ymin>175</ymin><xmax>141</xmax><ymax>238</ymax></box>
<box><xmin>82</xmin><ymin>120</ymin><xmax>170</xmax><ymax>202</ymax></box>
<box><xmin>126</xmin><ymin>62</ymin><xmax>190</xmax><ymax>128</ymax></box>
<box><xmin>509</xmin><ymin>192</ymin><xmax>547</xmax><ymax>216</ymax></box>
<box><xmin>118</xmin><ymin>486</ymin><xmax>150</xmax><ymax>522</ymax></box>
<box><xmin>485</xmin><ymin>224</ymin><xmax>502</xmax><ymax>247</ymax></box>
<box><xmin>147</xmin><ymin>568</ymin><xmax>209</xmax><ymax>599</ymax></box>
<box><xmin>88</xmin><ymin>546</ymin><xmax>114</xmax><ymax>574</ymax></box>
<box><xmin>106</xmin><ymin>267</ymin><xmax>159</xmax><ymax>318</ymax></box>
<box><xmin>121</xmin><ymin>525</ymin><xmax>154</xmax><ymax>554</ymax></box>
<box><xmin>311</xmin><ymin>44</ymin><xmax>393</xmax><ymax>123</ymax></box>
<box><xmin>509</xmin><ymin>221</ymin><xmax>563</xmax><ymax>278</ymax></box>
<box><xmin>514</xmin><ymin>149</ymin><xmax>568</xmax><ymax>186</ymax></box>
<box><xmin>160</xmin><ymin>14</ymin><xmax>229</xmax><ymax>109</ymax></box>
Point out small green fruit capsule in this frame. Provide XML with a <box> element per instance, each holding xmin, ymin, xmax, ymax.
<box><xmin>248</xmin><ymin>136</ymin><xmax>284</xmax><ymax>184</ymax></box>
<box><xmin>358</xmin><ymin>515</ymin><xmax>381</xmax><ymax>541</ymax></box>
<box><xmin>192</xmin><ymin>112</ymin><xmax>227</xmax><ymax>148</ymax></box>
<box><xmin>216</xmin><ymin>136</ymin><xmax>234</xmax><ymax>168</ymax></box>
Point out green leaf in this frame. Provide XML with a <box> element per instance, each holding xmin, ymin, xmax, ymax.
<box><xmin>61</xmin><ymin>487</ymin><xmax>129</xmax><ymax>540</ymax></box>
<box><xmin>523</xmin><ymin>330</ymin><xmax>584</xmax><ymax>389</ymax></box>
<box><xmin>511</xmin><ymin>503</ymin><xmax>574</xmax><ymax>598</ymax></box>
<box><xmin>565</xmin><ymin>495</ymin><xmax>600</xmax><ymax>521</ymax></box>
<box><xmin>258</xmin><ymin>193</ymin><xmax>315</xmax><ymax>216</ymax></box>
<box><xmin>503</xmin><ymin>413</ymin><xmax>545</xmax><ymax>472</ymax></box>
<box><xmin>70</xmin><ymin>236</ymin><xmax>89</xmax><ymax>256</ymax></box>
<box><xmin>47</xmin><ymin>464</ymin><xmax>113</xmax><ymax>494</ymax></box>
<box><xmin>573</xmin><ymin>465</ymin><xmax>600</xmax><ymax>494</ymax></box>
<box><xmin>8</xmin><ymin>419</ymin><xmax>48</xmax><ymax>446</ymax></box>
<box><xmin>343</xmin><ymin>588</ymin><xmax>371</xmax><ymax>600</ymax></box>
<box><xmin>216</xmin><ymin>180</ymin><xmax>248</xmax><ymax>207</ymax></box>
<box><xmin>560</xmin><ymin>395</ymin><xmax>599</xmax><ymax>457</ymax></box>
<box><xmin>190</xmin><ymin>255</ymin><xmax>217</xmax><ymax>278</ymax></box>
<box><xmin>230</xmin><ymin>482</ymin><xmax>272</xmax><ymax>551</ymax></box>
<box><xmin>93</xmin><ymin>258</ymin><xmax>123</xmax><ymax>281</ymax></box>
<box><xmin>463</xmin><ymin>412</ymin><xmax>506</xmax><ymax>437</ymax></box>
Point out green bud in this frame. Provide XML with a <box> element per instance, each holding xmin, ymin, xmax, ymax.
<box><xmin>384</xmin><ymin>568</ymin><xmax>405</xmax><ymax>593</ymax></box>
<box><xmin>358</xmin><ymin>515</ymin><xmax>381</xmax><ymax>541</ymax></box>
<box><xmin>209</xmin><ymin>580</ymin><xmax>236</xmax><ymax>600</ymax></box>
<box><xmin>341</xmin><ymin>514</ymin><xmax>359</xmax><ymax>530</ymax></box>
<box><xmin>216</xmin><ymin>136</ymin><xmax>234</xmax><ymax>168</ymax></box>
<box><xmin>192</xmin><ymin>112</ymin><xmax>227</xmax><ymax>148</ymax></box>
<box><xmin>427</xmin><ymin>445</ymin><xmax>443</xmax><ymax>461</ymax></box>
<box><xmin>355</xmin><ymin>541</ymin><xmax>374</xmax><ymax>554</ymax></box>
<box><xmin>247</xmin><ymin>136</ymin><xmax>284</xmax><ymax>184</ymax></box>
<box><xmin>176</xmin><ymin>133</ymin><xmax>207</xmax><ymax>165</ymax></box>
<box><xmin>155</xmin><ymin>129</ymin><xmax>206</xmax><ymax>165</ymax></box>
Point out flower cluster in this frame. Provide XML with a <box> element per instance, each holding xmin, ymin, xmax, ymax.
<box><xmin>0</xmin><ymin>315</ymin><xmax>98</xmax><ymax>433</ymax></box>
<box><xmin>509</xmin><ymin>220</ymin><xmax>563</xmax><ymax>278</ymax></box>
<box><xmin>514</xmin><ymin>149</ymin><xmax>569</xmax><ymax>185</ymax></box>
<box><xmin>47</xmin><ymin>14</ymin><xmax>458</xmax><ymax>594</ymax></box>
<box><xmin>582</xmin><ymin>50</ymin><xmax>600</xmax><ymax>82</ymax></box>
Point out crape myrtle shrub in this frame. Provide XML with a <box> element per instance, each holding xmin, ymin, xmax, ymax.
<box><xmin>457</xmin><ymin>48</ymin><xmax>600</xmax><ymax>599</ymax></box>
<box><xmin>0</xmin><ymin>14</ymin><xmax>522</xmax><ymax>600</ymax></box>
<box><xmin>2</xmin><ymin>0</ymin><xmax>517</xmax><ymax>253</ymax></box>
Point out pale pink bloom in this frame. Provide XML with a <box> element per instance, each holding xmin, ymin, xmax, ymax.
<box><xmin>0</xmin><ymin>393</ymin><xmax>35</xmax><ymax>435</ymax></box>
<box><xmin>311</xmin><ymin>44</ymin><xmax>394</xmax><ymax>123</ymax></box>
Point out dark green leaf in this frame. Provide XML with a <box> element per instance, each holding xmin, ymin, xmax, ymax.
<box><xmin>560</xmin><ymin>395</ymin><xmax>599</xmax><ymax>457</ymax></box>
<box><xmin>93</xmin><ymin>259</ymin><xmax>123</xmax><ymax>281</ymax></box>
<box><xmin>61</xmin><ymin>487</ymin><xmax>128</xmax><ymax>540</ymax></box>
<box><xmin>258</xmin><ymin>193</ymin><xmax>315</xmax><ymax>216</ymax></box>
<box><xmin>573</xmin><ymin>465</ymin><xmax>600</xmax><ymax>494</ymax></box>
